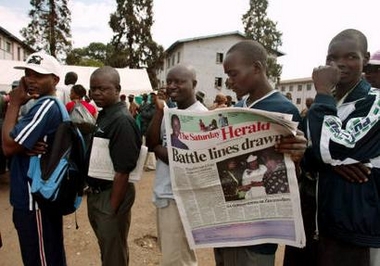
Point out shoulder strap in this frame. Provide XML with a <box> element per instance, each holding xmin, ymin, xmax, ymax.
<box><xmin>38</xmin><ymin>96</ymin><xmax>70</xmax><ymax>122</ymax></box>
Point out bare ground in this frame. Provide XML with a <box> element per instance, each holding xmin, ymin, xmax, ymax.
<box><xmin>0</xmin><ymin>170</ymin><xmax>284</xmax><ymax>266</ymax></box>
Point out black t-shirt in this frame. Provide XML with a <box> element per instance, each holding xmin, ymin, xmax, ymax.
<box><xmin>87</xmin><ymin>102</ymin><xmax>142</xmax><ymax>187</ymax></box>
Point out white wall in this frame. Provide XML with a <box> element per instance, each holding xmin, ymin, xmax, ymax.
<box><xmin>158</xmin><ymin>34</ymin><xmax>248</xmax><ymax>107</ymax></box>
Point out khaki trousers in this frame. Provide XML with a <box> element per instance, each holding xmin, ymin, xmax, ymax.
<box><xmin>157</xmin><ymin>199</ymin><xmax>197</xmax><ymax>266</ymax></box>
<box><xmin>87</xmin><ymin>184</ymin><xmax>135</xmax><ymax>266</ymax></box>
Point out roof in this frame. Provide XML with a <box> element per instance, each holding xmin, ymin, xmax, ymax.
<box><xmin>0</xmin><ymin>26</ymin><xmax>35</xmax><ymax>54</ymax></box>
<box><xmin>165</xmin><ymin>31</ymin><xmax>284</xmax><ymax>57</ymax></box>
<box><xmin>279</xmin><ymin>77</ymin><xmax>313</xmax><ymax>84</ymax></box>
<box><xmin>0</xmin><ymin>59</ymin><xmax>153</xmax><ymax>95</ymax></box>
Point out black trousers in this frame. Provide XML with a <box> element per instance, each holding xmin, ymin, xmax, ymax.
<box><xmin>13</xmin><ymin>208</ymin><xmax>66</xmax><ymax>266</ymax></box>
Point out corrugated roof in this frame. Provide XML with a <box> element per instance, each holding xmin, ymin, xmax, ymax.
<box><xmin>0</xmin><ymin>26</ymin><xmax>35</xmax><ymax>53</ymax></box>
<box><xmin>165</xmin><ymin>31</ymin><xmax>284</xmax><ymax>57</ymax></box>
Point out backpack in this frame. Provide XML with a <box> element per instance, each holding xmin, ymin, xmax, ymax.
<box><xmin>28</xmin><ymin>97</ymin><xmax>87</xmax><ymax>216</ymax></box>
<box><xmin>69</xmin><ymin>101</ymin><xmax>96</xmax><ymax>135</ymax></box>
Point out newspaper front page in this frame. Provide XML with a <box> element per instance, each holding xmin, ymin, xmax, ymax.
<box><xmin>164</xmin><ymin>107</ymin><xmax>305</xmax><ymax>249</ymax></box>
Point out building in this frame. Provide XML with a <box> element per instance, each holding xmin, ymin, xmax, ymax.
<box><xmin>157</xmin><ymin>31</ymin><xmax>283</xmax><ymax>107</ymax></box>
<box><xmin>277</xmin><ymin>77</ymin><xmax>316</xmax><ymax>111</ymax></box>
<box><xmin>0</xmin><ymin>26</ymin><xmax>35</xmax><ymax>61</ymax></box>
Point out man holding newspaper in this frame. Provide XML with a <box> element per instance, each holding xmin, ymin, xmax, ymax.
<box><xmin>146</xmin><ymin>64</ymin><xmax>208</xmax><ymax>265</ymax></box>
<box><xmin>148</xmin><ymin>41</ymin><xmax>307</xmax><ymax>266</ymax></box>
<box><xmin>215</xmin><ymin>40</ymin><xmax>306</xmax><ymax>266</ymax></box>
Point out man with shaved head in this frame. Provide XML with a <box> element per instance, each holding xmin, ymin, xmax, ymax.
<box><xmin>215</xmin><ymin>40</ymin><xmax>307</xmax><ymax>266</ymax></box>
<box><xmin>87</xmin><ymin>66</ymin><xmax>142</xmax><ymax>265</ymax></box>
<box><xmin>146</xmin><ymin>64</ymin><xmax>208</xmax><ymax>265</ymax></box>
<box><xmin>59</xmin><ymin>71</ymin><xmax>78</xmax><ymax>104</ymax></box>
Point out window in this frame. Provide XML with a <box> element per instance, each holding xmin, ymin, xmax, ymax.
<box><xmin>214</xmin><ymin>77</ymin><xmax>223</xmax><ymax>89</ymax></box>
<box><xmin>307</xmin><ymin>84</ymin><xmax>312</xmax><ymax>91</ymax></box>
<box><xmin>171</xmin><ymin>55</ymin><xmax>175</xmax><ymax>66</ymax></box>
<box><xmin>167</xmin><ymin>58</ymin><xmax>170</xmax><ymax>68</ymax></box>
<box><xmin>297</xmin><ymin>84</ymin><xmax>302</xmax><ymax>91</ymax></box>
<box><xmin>17</xmin><ymin>47</ymin><xmax>21</xmax><ymax>60</ymax></box>
<box><xmin>281</xmin><ymin>86</ymin><xmax>285</xmax><ymax>92</ymax></box>
<box><xmin>6</xmin><ymin>42</ymin><xmax>11</xmax><ymax>53</ymax></box>
<box><xmin>296</xmin><ymin>98</ymin><xmax>301</xmax><ymax>104</ymax></box>
<box><xmin>289</xmin><ymin>85</ymin><xmax>293</xmax><ymax>92</ymax></box>
<box><xmin>216</xmin><ymin>53</ymin><xmax>224</xmax><ymax>64</ymax></box>
<box><xmin>177</xmin><ymin>52</ymin><xmax>180</xmax><ymax>63</ymax></box>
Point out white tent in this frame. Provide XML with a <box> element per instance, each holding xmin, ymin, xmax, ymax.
<box><xmin>0</xmin><ymin>59</ymin><xmax>153</xmax><ymax>96</ymax></box>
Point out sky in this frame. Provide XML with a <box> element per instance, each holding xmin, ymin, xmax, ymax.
<box><xmin>1</xmin><ymin>0</ymin><xmax>380</xmax><ymax>80</ymax></box>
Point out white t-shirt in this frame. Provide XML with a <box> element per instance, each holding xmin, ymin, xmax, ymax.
<box><xmin>153</xmin><ymin>101</ymin><xmax>208</xmax><ymax>208</ymax></box>
<box><xmin>57</xmin><ymin>84</ymin><xmax>73</xmax><ymax>105</ymax></box>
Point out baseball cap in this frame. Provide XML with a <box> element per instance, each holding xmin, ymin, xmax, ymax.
<box><xmin>368</xmin><ymin>50</ymin><xmax>380</xmax><ymax>65</ymax></box>
<box><xmin>14</xmin><ymin>52</ymin><xmax>61</xmax><ymax>77</ymax></box>
<box><xmin>247</xmin><ymin>155</ymin><xmax>258</xmax><ymax>163</ymax></box>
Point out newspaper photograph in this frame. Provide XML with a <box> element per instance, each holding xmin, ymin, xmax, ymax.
<box><xmin>164</xmin><ymin>107</ymin><xmax>305</xmax><ymax>249</ymax></box>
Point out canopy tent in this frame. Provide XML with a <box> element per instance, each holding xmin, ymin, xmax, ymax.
<box><xmin>0</xmin><ymin>59</ymin><xmax>153</xmax><ymax>96</ymax></box>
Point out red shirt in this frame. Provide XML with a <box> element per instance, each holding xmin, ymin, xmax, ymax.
<box><xmin>66</xmin><ymin>100</ymin><xmax>97</xmax><ymax>117</ymax></box>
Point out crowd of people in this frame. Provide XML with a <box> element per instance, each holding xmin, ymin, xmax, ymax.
<box><xmin>0</xmin><ymin>27</ymin><xmax>380</xmax><ymax>266</ymax></box>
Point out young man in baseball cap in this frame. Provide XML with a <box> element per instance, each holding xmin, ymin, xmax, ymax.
<box><xmin>364</xmin><ymin>49</ymin><xmax>380</xmax><ymax>88</ymax></box>
<box><xmin>2</xmin><ymin>51</ymin><xmax>67</xmax><ymax>265</ymax></box>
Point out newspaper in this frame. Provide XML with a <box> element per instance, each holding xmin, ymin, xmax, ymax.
<box><xmin>88</xmin><ymin>137</ymin><xmax>148</xmax><ymax>183</ymax></box>
<box><xmin>164</xmin><ymin>107</ymin><xmax>305</xmax><ymax>249</ymax></box>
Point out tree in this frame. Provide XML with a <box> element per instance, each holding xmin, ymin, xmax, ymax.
<box><xmin>108</xmin><ymin>0</ymin><xmax>164</xmax><ymax>89</ymax></box>
<box><xmin>242</xmin><ymin>0</ymin><xmax>283</xmax><ymax>83</ymax></box>
<box><xmin>65</xmin><ymin>42</ymin><xmax>110</xmax><ymax>67</ymax></box>
<box><xmin>86</xmin><ymin>42</ymin><xmax>109</xmax><ymax>63</ymax></box>
<box><xmin>65</xmin><ymin>48</ymin><xmax>84</xmax><ymax>65</ymax></box>
<box><xmin>21</xmin><ymin>0</ymin><xmax>72</xmax><ymax>60</ymax></box>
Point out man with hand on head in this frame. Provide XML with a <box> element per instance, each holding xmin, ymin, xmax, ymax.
<box><xmin>363</xmin><ymin>49</ymin><xmax>380</xmax><ymax>266</ymax></box>
<box><xmin>2</xmin><ymin>52</ymin><xmax>67</xmax><ymax>266</ymax></box>
<box><xmin>146</xmin><ymin>64</ymin><xmax>208</xmax><ymax>266</ymax></box>
<box><xmin>307</xmin><ymin>29</ymin><xmax>380</xmax><ymax>266</ymax></box>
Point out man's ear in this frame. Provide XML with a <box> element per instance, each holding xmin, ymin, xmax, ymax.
<box><xmin>363</xmin><ymin>51</ymin><xmax>370</xmax><ymax>66</ymax></box>
<box><xmin>193</xmin><ymin>80</ymin><xmax>197</xmax><ymax>88</ymax></box>
<box><xmin>53</xmin><ymin>75</ymin><xmax>60</xmax><ymax>86</ymax></box>
<box><xmin>252</xmin><ymin>61</ymin><xmax>264</xmax><ymax>74</ymax></box>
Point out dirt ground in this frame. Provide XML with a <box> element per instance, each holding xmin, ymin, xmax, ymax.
<box><xmin>0</xmin><ymin>170</ymin><xmax>284</xmax><ymax>266</ymax></box>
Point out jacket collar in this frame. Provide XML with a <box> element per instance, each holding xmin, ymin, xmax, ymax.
<box><xmin>343</xmin><ymin>78</ymin><xmax>371</xmax><ymax>103</ymax></box>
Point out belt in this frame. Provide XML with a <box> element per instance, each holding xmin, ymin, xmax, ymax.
<box><xmin>87</xmin><ymin>183</ymin><xmax>113</xmax><ymax>194</ymax></box>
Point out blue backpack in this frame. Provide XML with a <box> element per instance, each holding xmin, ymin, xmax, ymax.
<box><xmin>28</xmin><ymin>97</ymin><xmax>87</xmax><ymax>216</ymax></box>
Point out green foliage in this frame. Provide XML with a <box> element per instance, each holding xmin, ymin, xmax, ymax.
<box><xmin>79</xmin><ymin>59</ymin><xmax>104</xmax><ymax>67</ymax></box>
<box><xmin>108</xmin><ymin>0</ymin><xmax>164</xmax><ymax>89</ymax></box>
<box><xmin>65</xmin><ymin>43</ymin><xmax>110</xmax><ymax>67</ymax></box>
<box><xmin>21</xmin><ymin>0</ymin><xmax>72</xmax><ymax>60</ymax></box>
<box><xmin>86</xmin><ymin>43</ymin><xmax>109</xmax><ymax>62</ymax></box>
<box><xmin>242</xmin><ymin>0</ymin><xmax>283</xmax><ymax>83</ymax></box>
<box><xmin>65</xmin><ymin>48</ymin><xmax>84</xmax><ymax>65</ymax></box>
